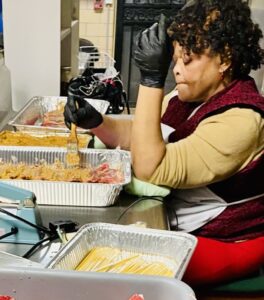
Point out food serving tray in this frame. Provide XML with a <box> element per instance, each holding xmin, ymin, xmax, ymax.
<box><xmin>0</xmin><ymin>251</ymin><xmax>44</xmax><ymax>269</ymax></box>
<box><xmin>0</xmin><ymin>147</ymin><xmax>131</xmax><ymax>206</ymax></box>
<box><xmin>8</xmin><ymin>96</ymin><xmax>109</xmax><ymax>134</ymax></box>
<box><xmin>47</xmin><ymin>223</ymin><xmax>197</xmax><ymax>280</ymax></box>
<box><xmin>8</xmin><ymin>96</ymin><xmax>79</xmax><ymax>134</ymax></box>
<box><xmin>0</xmin><ymin>268</ymin><xmax>196</xmax><ymax>300</ymax></box>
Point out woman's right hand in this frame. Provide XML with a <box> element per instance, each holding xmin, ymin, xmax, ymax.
<box><xmin>133</xmin><ymin>14</ymin><xmax>173</xmax><ymax>88</ymax></box>
<box><xmin>64</xmin><ymin>95</ymin><xmax>103</xmax><ymax>130</ymax></box>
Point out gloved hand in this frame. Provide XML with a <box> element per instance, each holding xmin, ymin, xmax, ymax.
<box><xmin>133</xmin><ymin>14</ymin><xmax>173</xmax><ymax>88</ymax></box>
<box><xmin>64</xmin><ymin>95</ymin><xmax>103</xmax><ymax>130</ymax></box>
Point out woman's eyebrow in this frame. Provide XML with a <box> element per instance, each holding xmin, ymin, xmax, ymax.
<box><xmin>173</xmin><ymin>51</ymin><xmax>182</xmax><ymax>61</ymax></box>
<box><xmin>173</xmin><ymin>54</ymin><xmax>178</xmax><ymax>61</ymax></box>
<box><xmin>173</xmin><ymin>46</ymin><xmax>183</xmax><ymax>59</ymax></box>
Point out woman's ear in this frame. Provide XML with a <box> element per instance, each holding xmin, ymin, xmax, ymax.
<box><xmin>218</xmin><ymin>56</ymin><xmax>232</xmax><ymax>82</ymax></box>
<box><xmin>219</xmin><ymin>45</ymin><xmax>232</xmax><ymax>75</ymax></box>
<box><xmin>219</xmin><ymin>60</ymin><xmax>231</xmax><ymax>74</ymax></box>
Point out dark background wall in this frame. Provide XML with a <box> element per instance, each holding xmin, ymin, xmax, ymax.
<box><xmin>114</xmin><ymin>0</ymin><xmax>186</xmax><ymax>107</ymax></box>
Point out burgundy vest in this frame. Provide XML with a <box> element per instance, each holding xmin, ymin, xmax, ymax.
<box><xmin>162</xmin><ymin>77</ymin><xmax>264</xmax><ymax>241</ymax></box>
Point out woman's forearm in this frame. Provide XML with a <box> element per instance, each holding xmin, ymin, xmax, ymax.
<box><xmin>131</xmin><ymin>85</ymin><xmax>166</xmax><ymax>180</ymax></box>
<box><xmin>91</xmin><ymin>115</ymin><xmax>132</xmax><ymax>150</ymax></box>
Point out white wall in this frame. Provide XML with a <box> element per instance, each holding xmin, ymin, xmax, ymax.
<box><xmin>79</xmin><ymin>0</ymin><xmax>116</xmax><ymax>56</ymax></box>
<box><xmin>250</xmin><ymin>2</ymin><xmax>264</xmax><ymax>93</ymax></box>
<box><xmin>0</xmin><ymin>53</ymin><xmax>11</xmax><ymax>111</ymax></box>
<box><xmin>2</xmin><ymin>0</ymin><xmax>61</xmax><ymax>111</ymax></box>
<box><xmin>250</xmin><ymin>0</ymin><xmax>264</xmax><ymax>9</ymax></box>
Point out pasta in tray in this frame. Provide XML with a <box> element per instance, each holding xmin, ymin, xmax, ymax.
<box><xmin>75</xmin><ymin>246</ymin><xmax>175</xmax><ymax>277</ymax></box>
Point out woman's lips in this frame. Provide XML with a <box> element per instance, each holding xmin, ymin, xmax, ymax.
<box><xmin>176</xmin><ymin>82</ymin><xmax>185</xmax><ymax>90</ymax></box>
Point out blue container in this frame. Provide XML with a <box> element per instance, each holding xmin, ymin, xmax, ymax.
<box><xmin>0</xmin><ymin>14</ymin><xmax>3</xmax><ymax>33</ymax></box>
<box><xmin>0</xmin><ymin>0</ymin><xmax>2</xmax><ymax>33</ymax></box>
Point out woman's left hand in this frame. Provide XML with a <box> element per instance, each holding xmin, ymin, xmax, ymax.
<box><xmin>133</xmin><ymin>14</ymin><xmax>173</xmax><ymax>88</ymax></box>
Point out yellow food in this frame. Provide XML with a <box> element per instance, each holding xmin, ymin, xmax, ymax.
<box><xmin>66</xmin><ymin>152</ymin><xmax>80</xmax><ymax>167</ymax></box>
<box><xmin>0</xmin><ymin>131</ymin><xmax>89</xmax><ymax>148</ymax></box>
<box><xmin>75</xmin><ymin>246</ymin><xmax>175</xmax><ymax>277</ymax></box>
<box><xmin>0</xmin><ymin>161</ymin><xmax>123</xmax><ymax>183</ymax></box>
<box><xmin>0</xmin><ymin>160</ymin><xmax>92</xmax><ymax>182</ymax></box>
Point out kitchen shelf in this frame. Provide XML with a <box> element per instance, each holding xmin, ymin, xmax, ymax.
<box><xmin>61</xmin><ymin>28</ymin><xmax>71</xmax><ymax>41</ymax></box>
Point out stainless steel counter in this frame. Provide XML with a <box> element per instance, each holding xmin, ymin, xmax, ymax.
<box><xmin>39</xmin><ymin>193</ymin><xmax>168</xmax><ymax>230</ymax></box>
<box><xmin>0</xmin><ymin>191</ymin><xmax>169</xmax><ymax>266</ymax></box>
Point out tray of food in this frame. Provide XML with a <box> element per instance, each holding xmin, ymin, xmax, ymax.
<box><xmin>47</xmin><ymin>223</ymin><xmax>197</xmax><ymax>280</ymax></box>
<box><xmin>0</xmin><ymin>130</ymin><xmax>91</xmax><ymax>148</ymax></box>
<box><xmin>0</xmin><ymin>147</ymin><xmax>131</xmax><ymax>206</ymax></box>
<box><xmin>8</xmin><ymin>96</ymin><xmax>109</xmax><ymax>134</ymax></box>
<box><xmin>0</xmin><ymin>268</ymin><xmax>196</xmax><ymax>300</ymax></box>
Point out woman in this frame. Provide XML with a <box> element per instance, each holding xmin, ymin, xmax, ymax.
<box><xmin>64</xmin><ymin>0</ymin><xmax>264</xmax><ymax>286</ymax></box>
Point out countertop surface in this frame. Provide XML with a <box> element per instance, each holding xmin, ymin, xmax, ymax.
<box><xmin>0</xmin><ymin>187</ymin><xmax>169</xmax><ymax>266</ymax></box>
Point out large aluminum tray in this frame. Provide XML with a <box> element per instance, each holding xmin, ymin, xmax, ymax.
<box><xmin>47</xmin><ymin>223</ymin><xmax>197</xmax><ymax>280</ymax></box>
<box><xmin>0</xmin><ymin>268</ymin><xmax>196</xmax><ymax>300</ymax></box>
<box><xmin>8</xmin><ymin>96</ymin><xmax>109</xmax><ymax>134</ymax></box>
<box><xmin>0</xmin><ymin>251</ymin><xmax>44</xmax><ymax>269</ymax></box>
<box><xmin>0</xmin><ymin>147</ymin><xmax>131</xmax><ymax>206</ymax></box>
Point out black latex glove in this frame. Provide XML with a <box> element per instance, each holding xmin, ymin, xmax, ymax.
<box><xmin>64</xmin><ymin>95</ymin><xmax>103</xmax><ymax>130</ymax></box>
<box><xmin>133</xmin><ymin>14</ymin><xmax>173</xmax><ymax>88</ymax></box>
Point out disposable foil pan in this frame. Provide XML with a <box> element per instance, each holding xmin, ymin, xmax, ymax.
<box><xmin>0</xmin><ymin>147</ymin><xmax>131</xmax><ymax>206</ymax></box>
<box><xmin>8</xmin><ymin>96</ymin><xmax>77</xmax><ymax>134</ymax></box>
<box><xmin>0</xmin><ymin>268</ymin><xmax>196</xmax><ymax>300</ymax></box>
<box><xmin>47</xmin><ymin>223</ymin><xmax>197</xmax><ymax>279</ymax></box>
<box><xmin>0</xmin><ymin>251</ymin><xmax>44</xmax><ymax>269</ymax></box>
<box><xmin>8</xmin><ymin>96</ymin><xmax>108</xmax><ymax>134</ymax></box>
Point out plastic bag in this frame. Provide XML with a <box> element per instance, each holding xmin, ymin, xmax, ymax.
<box><xmin>67</xmin><ymin>67</ymin><xmax>130</xmax><ymax>114</ymax></box>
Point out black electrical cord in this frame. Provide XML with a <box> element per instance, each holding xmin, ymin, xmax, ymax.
<box><xmin>122</xmin><ymin>90</ymin><xmax>130</xmax><ymax>114</ymax></box>
<box><xmin>0</xmin><ymin>207</ymin><xmax>58</xmax><ymax>259</ymax></box>
<box><xmin>116</xmin><ymin>195</ymin><xmax>179</xmax><ymax>230</ymax></box>
<box><xmin>116</xmin><ymin>196</ymin><xmax>152</xmax><ymax>224</ymax></box>
<box><xmin>0</xmin><ymin>227</ymin><xmax>18</xmax><ymax>240</ymax></box>
<box><xmin>0</xmin><ymin>207</ymin><xmax>51</xmax><ymax>235</ymax></box>
<box><xmin>163</xmin><ymin>196</ymin><xmax>179</xmax><ymax>231</ymax></box>
<box><xmin>0</xmin><ymin>206</ymin><xmax>79</xmax><ymax>260</ymax></box>
<box><xmin>23</xmin><ymin>220</ymin><xmax>79</xmax><ymax>259</ymax></box>
<box><xmin>22</xmin><ymin>234</ymin><xmax>58</xmax><ymax>259</ymax></box>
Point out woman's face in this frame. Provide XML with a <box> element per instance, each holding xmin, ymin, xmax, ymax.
<box><xmin>173</xmin><ymin>42</ymin><xmax>227</xmax><ymax>102</ymax></box>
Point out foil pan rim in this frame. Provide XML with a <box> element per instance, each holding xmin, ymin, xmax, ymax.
<box><xmin>47</xmin><ymin>222</ymin><xmax>197</xmax><ymax>279</ymax></box>
<box><xmin>8</xmin><ymin>96</ymin><xmax>109</xmax><ymax>134</ymax></box>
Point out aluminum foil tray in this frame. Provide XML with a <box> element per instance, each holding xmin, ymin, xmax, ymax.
<box><xmin>0</xmin><ymin>147</ymin><xmax>131</xmax><ymax>206</ymax></box>
<box><xmin>8</xmin><ymin>96</ymin><xmax>108</xmax><ymax>134</ymax></box>
<box><xmin>47</xmin><ymin>223</ymin><xmax>197</xmax><ymax>280</ymax></box>
<box><xmin>0</xmin><ymin>268</ymin><xmax>196</xmax><ymax>300</ymax></box>
<box><xmin>0</xmin><ymin>251</ymin><xmax>44</xmax><ymax>269</ymax></box>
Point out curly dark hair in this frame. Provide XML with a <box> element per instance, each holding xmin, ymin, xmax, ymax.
<box><xmin>168</xmin><ymin>0</ymin><xmax>264</xmax><ymax>79</ymax></box>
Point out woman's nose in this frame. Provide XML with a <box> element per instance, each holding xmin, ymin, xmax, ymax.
<box><xmin>173</xmin><ymin>60</ymin><xmax>181</xmax><ymax>77</ymax></box>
